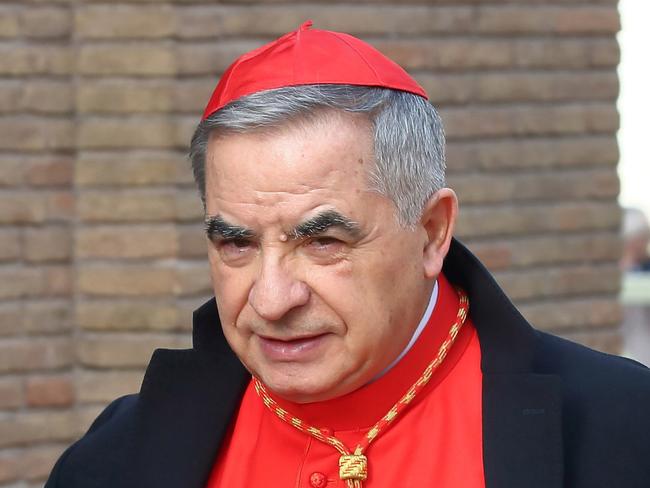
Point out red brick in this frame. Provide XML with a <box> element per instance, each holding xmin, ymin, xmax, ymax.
<box><xmin>421</xmin><ymin>71</ymin><xmax>618</xmax><ymax>105</ymax></box>
<box><xmin>43</xmin><ymin>265</ymin><xmax>73</xmax><ymax>297</ymax></box>
<box><xmin>447</xmin><ymin>136</ymin><xmax>618</xmax><ymax>172</ymax></box>
<box><xmin>77</xmin><ymin>0</ymin><xmax>619</xmax><ymax>4</ymax></box>
<box><xmin>0</xmin><ymin>303</ymin><xmax>22</xmax><ymax>336</ymax></box>
<box><xmin>513</xmin><ymin>38</ymin><xmax>619</xmax><ymax>69</ymax></box>
<box><xmin>176</xmin><ymin>42</ymin><xmax>259</xmax><ymax>75</ymax></box>
<box><xmin>0</xmin><ymin>46</ymin><xmax>72</xmax><ymax>76</ymax></box>
<box><xmin>0</xmin><ymin>453</ymin><xmax>18</xmax><ymax>484</ymax></box>
<box><xmin>0</xmin><ymin>339</ymin><xmax>73</xmax><ymax>373</ymax></box>
<box><xmin>456</xmin><ymin>202</ymin><xmax>620</xmax><ymax>238</ymax></box>
<box><xmin>23</xmin><ymin>300</ymin><xmax>72</xmax><ymax>335</ymax></box>
<box><xmin>448</xmin><ymin>168</ymin><xmax>619</xmax><ymax>205</ymax></box>
<box><xmin>75</xmin><ymin>299</ymin><xmax>179</xmax><ymax>331</ymax></box>
<box><xmin>468</xmin><ymin>232</ymin><xmax>621</xmax><ymax>271</ymax></box>
<box><xmin>0</xmin><ymin>81</ymin><xmax>73</xmax><ymax>114</ymax></box>
<box><xmin>173</xmin><ymin>79</ymin><xmax>213</xmax><ymax>113</ymax></box>
<box><xmin>75</xmin><ymin>5</ymin><xmax>175</xmax><ymax>39</ymax></box>
<box><xmin>20</xmin><ymin>7</ymin><xmax>72</xmax><ymax>38</ymax></box>
<box><xmin>24</xmin><ymin>226</ymin><xmax>72</xmax><ymax>262</ymax></box>
<box><xmin>476</xmin><ymin>6</ymin><xmax>619</xmax><ymax>34</ymax></box>
<box><xmin>76</xmin><ymin>225</ymin><xmax>178</xmax><ymax>259</ymax></box>
<box><xmin>0</xmin><ymin>378</ymin><xmax>23</xmax><ymax>409</ymax></box>
<box><xmin>0</xmin><ymin>158</ymin><xmax>24</xmax><ymax>186</ymax></box>
<box><xmin>75</xmin><ymin>151</ymin><xmax>189</xmax><ymax>186</ymax></box>
<box><xmin>76</xmin><ymin>333</ymin><xmax>190</xmax><ymax>367</ymax></box>
<box><xmin>0</xmin><ymin>156</ymin><xmax>73</xmax><ymax>187</ymax></box>
<box><xmin>440</xmin><ymin>103</ymin><xmax>618</xmax><ymax>140</ymax></box>
<box><xmin>0</xmin><ymin>191</ymin><xmax>74</xmax><ymax>225</ymax></box>
<box><xmin>176</xmin><ymin>115</ymin><xmax>199</xmax><ymax>146</ymax></box>
<box><xmin>0</xmin><ymin>230</ymin><xmax>20</xmax><ymax>262</ymax></box>
<box><xmin>0</xmin><ymin>8</ymin><xmax>20</xmax><ymax>38</ymax></box>
<box><xmin>25</xmin><ymin>375</ymin><xmax>74</xmax><ymax>407</ymax></box>
<box><xmin>16</xmin><ymin>445</ymin><xmax>66</xmax><ymax>481</ymax></box>
<box><xmin>0</xmin><ymin>411</ymin><xmax>77</xmax><ymax>448</ymax></box>
<box><xmin>77</xmin><ymin>370</ymin><xmax>143</xmax><ymax>402</ymax></box>
<box><xmin>494</xmin><ymin>264</ymin><xmax>620</xmax><ymax>301</ymax></box>
<box><xmin>0</xmin><ymin>117</ymin><xmax>74</xmax><ymax>151</ymax></box>
<box><xmin>176</xmin><ymin>5</ymin><xmax>474</xmax><ymax>38</ymax></box>
<box><xmin>25</xmin><ymin>157</ymin><xmax>74</xmax><ymax>186</ymax></box>
<box><xmin>370</xmin><ymin>38</ymin><xmax>619</xmax><ymax>71</ymax></box>
<box><xmin>178</xmin><ymin>224</ymin><xmax>207</xmax><ymax>258</ymax></box>
<box><xmin>519</xmin><ymin>298</ymin><xmax>621</xmax><ymax>331</ymax></box>
<box><xmin>77</xmin><ymin>117</ymin><xmax>186</xmax><ymax>149</ymax></box>
<box><xmin>77</xmin><ymin>264</ymin><xmax>176</xmax><ymax>296</ymax></box>
<box><xmin>77</xmin><ymin>189</ymin><xmax>177</xmax><ymax>223</ymax></box>
<box><xmin>77</xmin><ymin>80</ymin><xmax>174</xmax><ymax>113</ymax></box>
<box><xmin>44</xmin><ymin>191</ymin><xmax>75</xmax><ymax>222</ymax></box>
<box><xmin>78</xmin><ymin>44</ymin><xmax>176</xmax><ymax>76</ymax></box>
<box><xmin>175</xmin><ymin>262</ymin><xmax>212</xmax><ymax>296</ymax></box>
<box><xmin>175</xmin><ymin>190</ymin><xmax>204</xmax><ymax>221</ymax></box>
<box><xmin>0</xmin><ymin>267</ymin><xmax>43</xmax><ymax>299</ymax></box>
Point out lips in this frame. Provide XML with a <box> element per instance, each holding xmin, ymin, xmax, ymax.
<box><xmin>257</xmin><ymin>333</ymin><xmax>329</xmax><ymax>361</ymax></box>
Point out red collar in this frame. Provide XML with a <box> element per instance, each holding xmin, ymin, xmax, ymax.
<box><xmin>272</xmin><ymin>274</ymin><xmax>471</xmax><ymax>431</ymax></box>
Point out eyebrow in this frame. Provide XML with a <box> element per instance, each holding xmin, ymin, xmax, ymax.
<box><xmin>204</xmin><ymin>215</ymin><xmax>255</xmax><ymax>240</ymax></box>
<box><xmin>204</xmin><ymin>210</ymin><xmax>359</xmax><ymax>242</ymax></box>
<box><xmin>289</xmin><ymin>210</ymin><xmax>360</xmax><ymax>240</ymax></box>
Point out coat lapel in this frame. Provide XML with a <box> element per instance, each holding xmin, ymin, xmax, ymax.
<box><xmin>482</xmin><ymin>373</ymin><xmax>563</xmax><ymax>487</ymax></box>
<box><xmin>445</xmin><ymin>239</ymin><xmax>564</xmax><ymax>488</ymax></box>
<box><xmin>130</xmin><ymin>299</ymin><xmax>250</xmax><ymax>488</ymax></box>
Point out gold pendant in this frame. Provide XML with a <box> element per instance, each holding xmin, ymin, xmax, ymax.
<box><xmin>339</xmin><ymin>454</ymin><xmax>368</xmax><ymax>481</ymax></box>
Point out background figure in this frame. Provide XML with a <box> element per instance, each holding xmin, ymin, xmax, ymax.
<box><xmin>621</xmin><ymin>207</ymin><xmax>650</xmax><ymax>272</ymax></box>
<box><xmin>621</xmin><ymin>207</ymin><xmax>650</xmax><ymax>366</ymax></box>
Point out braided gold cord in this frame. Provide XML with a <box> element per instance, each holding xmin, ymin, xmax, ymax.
<box><xmin>253</xmin><ymin>287</ymin><xmax>469</xmax><ymax>487</ymax></box>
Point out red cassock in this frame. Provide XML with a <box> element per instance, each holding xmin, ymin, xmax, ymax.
<box><xmin>207</xmin><ymin>274</ymin><xmax>485</xmax><ymax>487</ymax></box>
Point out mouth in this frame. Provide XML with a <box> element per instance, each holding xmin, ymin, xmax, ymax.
<box><xmin>257</xmin><ymin>333</ymin><xmax>329</xmax><ymax>362</ymax></box>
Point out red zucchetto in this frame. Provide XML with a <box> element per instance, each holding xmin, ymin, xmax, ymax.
<box><xmin>202</xmin><ymin>20</ymin><xmax>428</xmax><ymax>120</ymax></box>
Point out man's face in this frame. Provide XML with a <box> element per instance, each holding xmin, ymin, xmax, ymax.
<box><xmin>204</xmin><ymin>112</ymin><xmax>434</xmax><ymax>403</ymax></box>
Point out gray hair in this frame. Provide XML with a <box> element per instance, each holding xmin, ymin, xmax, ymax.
<box><xmin>189</xmin><ymin>85</ymin><xmax>446</xmax><ymax>226</ymax></box>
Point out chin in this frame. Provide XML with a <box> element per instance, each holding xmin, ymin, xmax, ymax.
<box><xmin>261</xmin><ymin>371</ymin><xmax>342</xmax><ymax>404</ymax></box>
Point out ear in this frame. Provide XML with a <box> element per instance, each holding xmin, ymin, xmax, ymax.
<box><xmin>420</xmin><ymin>188</ymin><xmax>458</xmax><ymax>279</ymax></box>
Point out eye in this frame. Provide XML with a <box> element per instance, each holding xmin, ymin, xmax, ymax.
<box><xmin>305</xmin><ymin>236</ymin><xmax>345</xmax><ymax>255</ymax></box>
<box><xmin>216</xmin><ymin>238</ymin><xmax>256</xmax><ymax>264</ymax></box>
<box><xmin>310</xmin><ymin>236</ymin><xmax>339</xmax><ymax>247</ymax></box>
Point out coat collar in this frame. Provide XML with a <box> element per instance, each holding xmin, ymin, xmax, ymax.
<box><xmin>134</xmin><ymin>238</ymin><xmax>563</xmax><ymax>488</ymax></box>
<box><xmin>445</xmin><ymin>239</ymin><xmax>564</xmax><ymax>488</ymax></box>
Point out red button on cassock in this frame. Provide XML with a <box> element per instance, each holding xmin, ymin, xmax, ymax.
<box><xmin>309</xmin><ymin>472</ymin><xmax>327</xmax><ymax>488</ymax></box>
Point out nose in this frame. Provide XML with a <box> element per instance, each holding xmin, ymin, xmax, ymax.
<box><xmin>248</xmin><ymin>256</ymin><xmax>310</xmax><ymax>321</ymax></box>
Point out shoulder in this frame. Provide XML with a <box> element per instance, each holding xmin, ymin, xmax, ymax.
<box><xmin>533</xmin><ymin>330</ymin><xmax>650</xmax><ymax>394</ymax></box>
<box><xmin>533</xmin><ymin>331</ymin><xmax>650</xmax><ymax>484</ymax></box>
<box><xmin>45</xmin><ymin>394</ymin><xmax>139</xmax><ymax>488</ymax></box>
<box><xmin>533</xmin><ymin>330</ymin><xmax>650</xmax><ymax>416</ymax></box>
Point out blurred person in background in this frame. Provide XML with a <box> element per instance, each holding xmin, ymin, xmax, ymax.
<box><xmin>621</xmin><ymin>207</ymin><xmax>650</xmax><ymax>366</ymax></box>
<box><xmin>622</xmin><ymin>207</ymin><xmax>650</xmax><ymax>272</ymax></box>
<box><xmin>45</xmin><ymin>22</ymin><xmax>650</xmax><ymax>488</ymax></box>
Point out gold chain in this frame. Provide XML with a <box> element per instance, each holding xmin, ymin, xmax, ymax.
<box><xmin>254</xmin><ymin>287</ymin><xmax>469</xmax><ymax>487</ymax></box>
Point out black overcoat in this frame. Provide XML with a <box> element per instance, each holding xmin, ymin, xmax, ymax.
<box><xmin>45</xmin><ymin>239</ymin><xmax>650</xmax><ymax>487</ymax></box>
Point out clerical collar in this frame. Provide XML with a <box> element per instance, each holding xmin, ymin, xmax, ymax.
<box><xmin>270</xmin><ymin>274</ymin><xmax>472</xmax><ymax>431</ymax></box>
<box><xmin>374</xmin><ymin>280</ymin><xmax>439</xmax><ymax>379</ymax></box>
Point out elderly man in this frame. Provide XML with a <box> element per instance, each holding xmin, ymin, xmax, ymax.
<box><xmin>46</xmin><ymin>22</ymin><xmax>650</xmax><ymax>488</ymax></box>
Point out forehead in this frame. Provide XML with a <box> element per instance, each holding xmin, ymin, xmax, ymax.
<box><xmin>203</xmin><ymin>112</ymin><xmax>377</xmax><ymax>222</ymax></box>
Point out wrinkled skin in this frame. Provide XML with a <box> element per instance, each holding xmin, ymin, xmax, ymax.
<box><xmin>204</xmin><ymin>111</ymin><xmax>457</xmax><ymax>403</ymax></box>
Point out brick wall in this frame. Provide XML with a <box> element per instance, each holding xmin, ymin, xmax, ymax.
<box><xmin>0</xmin><ymin>1</ymin><xmax>621</xmax><ymax>486</ymax></box>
